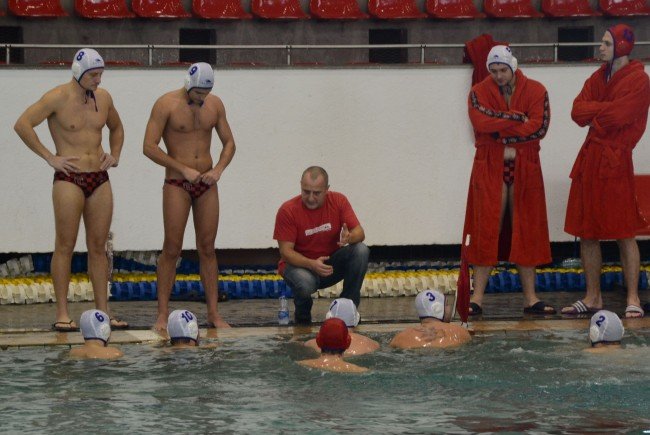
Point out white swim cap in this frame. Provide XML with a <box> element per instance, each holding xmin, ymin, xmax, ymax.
<box><xmin>167</xmin><ymin>309</ymin><xmax>199</xmax><ymax>344</ymax></box>
<box><xmin>184</xmin><ymin>62</ymin><xmax>214</xmax><ymax>92</ymax></box>
<box><xmin>72</xmin><ymin>48</ymin><xmax>105</xmax><ymax>82</ymax></box>
<box><xmin>415</xmin><ymin>289</ymin><xmax>446</xmax><ymax>321</ymax></box>
<box><xmin>486</xmin><ymin>45</ymin><xmax>518</xmax><ymax>74</ymax></box>
<box><xmin>80</xmin><ymin>309</ymin><xmax>111</xmax><ymax>345</ymax></box>
<box><xmin>589</xmin><ymin>310</ymin><xmax>624</xmax><ymax>345</ymax></box>
<box><xmin>325</xmin><ymin>298</ymin><xmax>360</xmax><ymax>327</ymax></box>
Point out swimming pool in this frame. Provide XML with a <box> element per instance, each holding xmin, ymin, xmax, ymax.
<box><xmin>0</xmin><ymin>328</ymin><xmax>648</xmax><ymax>433</ymax></box>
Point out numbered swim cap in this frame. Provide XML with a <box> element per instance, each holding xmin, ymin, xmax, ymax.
<box><xmin>80</xmin><ymin>309</ymin><xmax>111</xmax><ymax>345</ymax></box>
<box><xmin>71</xmin><ymin>48</ymin><xmax>105</xmax><ymax>83</ymax></box>
<box><xmin>316</xmin><ymin>318</ymin><xmax>351</xmax><ymax>353</ymax></box>
<box><xmin>486</xmin><ymin>45</ymin><xmax>518</xmax><ymax>74</ymax></box>
<box><xmin>325</xmin><ymin>298</ymin><xmax>360</xmax><ymax>327</ymax></box>
<box><xmin>607</xmin><ymin>24</ymin><xmax>635</xmax><ymax>59</ymax></box>
<box><xmin>168</xmin><ymin>309</ymin><xmax>199</xmax><ymax>344</ymax></box>
<box><xmin>184</xmin><ymin>62</ymin><xmax>214</xmax><ymax>92</ymax></box>
<box><xmin>415</xmin><ymin>289</ymin><xmax>446</xmax><ymax>321</ymax></box>
<box><xmin>589</xmin><ymin>310</ymin><xmax>624</xmax><ymax>345</ymax></box>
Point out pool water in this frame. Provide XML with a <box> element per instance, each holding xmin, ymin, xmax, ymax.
<box><xmin>1</xmin><ymin>329</ymin><xmax>648</xmax><ymax>433</ymax></box>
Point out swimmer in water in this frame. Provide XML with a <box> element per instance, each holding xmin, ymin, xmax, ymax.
<box><xmin>298</xmin><ymin>318</ymin><xmax>368</xmax><ymax>373</ymax></box>
<box><xmin>69</xmin><ymin>309</ymin><xmax>123</xmax><ymax>359</ymax></box>
<box><xmin>390</xmin><ymin>289</ymin><xmax>471</xmax><ymax>349</ymax></box>
<box><xmin>167</xmin><ymin>309</ymin><xmax>201</xmax><ymax>348</ymax></box>
<box><xmin>304</xmin><ymin>298</ymin><xmax>379</xmax><ymax>356</ymax></box>
<box><xmin>584</xmin><ymin>310</ymin><xmax>624</xmax><ymax>354</ymax></box>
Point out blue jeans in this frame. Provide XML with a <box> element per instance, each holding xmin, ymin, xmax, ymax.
<box><xmin>282</xmin><ymin>243</ymin><xmax>370</xmax><ymax>324</ymax></box>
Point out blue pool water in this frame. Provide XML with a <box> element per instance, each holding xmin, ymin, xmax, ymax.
<box><xmin>0</xmin><ymin>329</ymin><xmax>648</xmax><ymax>433</ymax></box>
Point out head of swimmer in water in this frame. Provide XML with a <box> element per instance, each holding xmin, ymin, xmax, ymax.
<box><xmin>184</xmin><ymin>62</ymin><xmax>214</xmax><ymax>106</ymax></box>
<box><xmin>71</xmin><ymin>48</ymin><xmax>104</xmax><ymax>92</ymax></box>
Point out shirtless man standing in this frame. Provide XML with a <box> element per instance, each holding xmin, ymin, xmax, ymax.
<box><xmin>14</xmin><ymin>48</ymin><xmax>126</xmax><ymax>331</ymax></box>
<box><xmin>143</xmin><ymin>62</ymin><xmax>235</xmax><ymax>330</ymax></box>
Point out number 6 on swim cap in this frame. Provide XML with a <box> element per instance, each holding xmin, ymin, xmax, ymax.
<box><xmin>71</xmin><ymin>48</ymin><xmax>105</xmax><ymax>83</ymax></box>
<box><xmin>184</xmin><ymin>62</ymin><xmax>214</xmax><ymax>92</ymax></box>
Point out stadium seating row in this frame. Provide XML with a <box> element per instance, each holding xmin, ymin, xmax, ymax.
<box><xmin>3</xmin><ymin>0</ymin><xmax>649</xmax><ymax>19</ymax></box>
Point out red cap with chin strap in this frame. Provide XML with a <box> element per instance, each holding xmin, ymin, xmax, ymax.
<box><xmin>316</xmin><ymin>318</ymin><xmax>351</xmax><ymax>353</ymax></box>
<box><xmin>607</xmin><ymin>24</ymin><xmax>635</xmax><ymax>59</ymax></box>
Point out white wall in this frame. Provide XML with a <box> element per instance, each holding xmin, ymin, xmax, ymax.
<box><xmin>1</xmin><ymin>65</ymin><xmax>648</xmax><ymax>252</ymax></box>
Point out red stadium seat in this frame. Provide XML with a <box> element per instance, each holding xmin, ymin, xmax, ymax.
<box><xmin>599</xmin><ymin>0</ymin><xmax>650</xmax><ymax>16</ymax></box>
<box><xmin>251</xmin><ymin>0</ymin><xmax>309</xmax><ymax>18</ymax></box>
<box><xmin>8</xmin><ymin>0</ymin><xmax>68</xmax><ymax>17</ymax></box>
<box><xmin>132</xmin><ymin>0</ymin><xmax>191</xmax><ymax>17</ymax></box>
<box><xmin>484</xmin><ymin>0</ymin><xmax>543</xmax><ymax>17</ymax></box>
<box><xmin>310</xmin><ymin>0</ymin><xmax>369</xmax><ymax>19</ymax></box>
<box><xmin>426</xmin><ymin>0</ymin><xmax>485</xmax><ymax>18</ymax></box>
<box><xmin>75</xmin><ymin>0</ymin><xmax>135</xmax><ymax>18</ymax></box>
<box><xmin>193</xmin><ymin>0</ymin><xmax>252</xmax><ymax>18</ymax></box>
<box><xmin>542</xmin><ymin>0</ymin><xmax>600</xmax><ymax>16</ymax></box>
<box><xmin>368</xmin><ymin>0</ymin><xmax>427</xmax><ymax>18</ymax></box>
<box><xmin>635</xmin><ymin>175</ymin><xmax>650</xmax><ymax>236</ymax></box>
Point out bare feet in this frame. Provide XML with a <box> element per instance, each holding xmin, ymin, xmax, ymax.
<box><xmin>153</xmin><ymin>313</ymin><xmax>168</xmax><ymax>332</ymax></box>
<box><xmin>110</xmin><ymin>317</ymin><xmax>129</xmax><ymax>329</ymax></box>
<box><xmin>206</xmin><ymin>314</ymin><xmax>231</xmax><ymax>329</ymax></box>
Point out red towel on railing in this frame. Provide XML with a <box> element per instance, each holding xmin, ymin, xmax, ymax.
<box><xmin>464</xmin><ymin>34</ymin><xmax>508</xmax><ymax>86</ymax></box>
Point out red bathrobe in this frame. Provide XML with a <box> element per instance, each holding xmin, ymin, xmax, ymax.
<box><xmin>463</xmin><ymin>70</ymin><xmax>552</xmax><ymax>267</ymax></box>
<box><xmin>565</xmin><ymin>60</ymin><xmax>650</xmax><ymax>239</ymax></box>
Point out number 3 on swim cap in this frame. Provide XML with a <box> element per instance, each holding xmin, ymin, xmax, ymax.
<box><xmin>76</xmin><ymin>51</ymin><xmax>85</xmax><ymax>61</ymax></box>
<box><xmin>426</xmin><ymin>291</ymin><xmax>435</xmax><ymax>302</ymax></box>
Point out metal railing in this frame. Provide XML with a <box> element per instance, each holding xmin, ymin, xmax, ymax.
<box><xmin>3</xmin><ymin>42</ymin><xmax>650</xmax><ymax>66</ymax></box>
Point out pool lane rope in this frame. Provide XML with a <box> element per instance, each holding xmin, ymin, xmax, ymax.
<box><xmin>0</xmin><ymin>261</ymin><xmax>648</xmax><ymax>304</ymax></box>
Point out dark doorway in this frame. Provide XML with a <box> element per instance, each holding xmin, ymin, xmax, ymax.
<box><xmin>179</xmin><ymin>28</ymin><xmax>217</xmax><ymax>64</ymax></box>
<box><xmin>558</xmin><ymin>27</ymin><xmax>594</xmax><ymax>61</ymax></box>
<box><xmin>369</xmin><ymin>28</ymin><xmax>408</xmax><ymax>64</ymax></box>
<box><xmin>0</xmin><ymin>26</ymin><xmax>24</xmax><ymax>64</ymax></box>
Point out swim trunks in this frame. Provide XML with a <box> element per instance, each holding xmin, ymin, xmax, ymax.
<box><xmin>164</xmin><ymin>179</ymin><xmax>212</xmax><ymax>200</ymax></box>
<box><xmin>53</xmin><ymin>171</ymin><xmax>109</xmax><ymax>198</ymax></box>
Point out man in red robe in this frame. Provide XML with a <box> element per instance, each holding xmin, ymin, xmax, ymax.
<box><xmin>463</xmin><ymin>45</ymin><xmax>555</xmax><ymax>316</ymax></box>
<box><xmin>563</xmin><ymin>24</ymin><xmax>650</xmax><ymax>319</ymax></box>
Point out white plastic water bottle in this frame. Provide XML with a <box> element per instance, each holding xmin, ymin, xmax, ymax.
<box><xmin>278</xmin><ymin>296</ymin><xmax>290</xmax><ymax>325</ymax></box>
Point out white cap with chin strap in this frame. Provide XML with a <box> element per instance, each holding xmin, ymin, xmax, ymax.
<box><xmin>486</xmin><ymin>45</ymin><xmax>518</xmax><ymax>74</ymax></box>
<box><xmin>184</xmin><ymin>62</ymin><xmax>214</xmax><ymax>92</ymax></box>
<box><xmin>72</xmin><ymin>48</ymin><xmax>105</xmax><ymax>83</ymax></box>
<box><xmin>71</xmin><ymin>48</ymin><xmax>104</xmax><ymax>112</ymax></box>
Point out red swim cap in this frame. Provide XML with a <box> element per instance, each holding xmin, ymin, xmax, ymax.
<box><xmin>607</xmin><ymin>24</ymin><xmax>635</xmax><ymax>59</ymax></box>
<box><xmin>316</xmin><ymin>318</ymin><xmax>351</xmax><ymax>353</ymax></box>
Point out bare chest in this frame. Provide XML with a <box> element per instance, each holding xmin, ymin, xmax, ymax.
<box><xmin>53</xmin><ymin>98</ymin><xmax>107</xmax><ymax>132</ymax></box>
<box><xmin>167</xmin><ymin>105</ymin><xmax>218</xmax><ymax>133</ymax></box>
